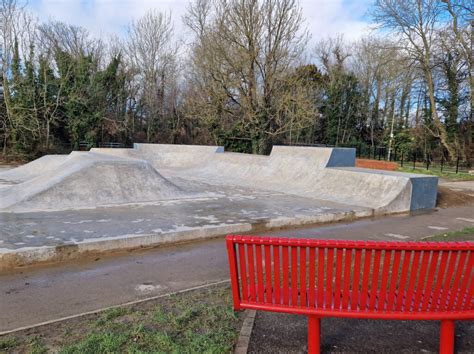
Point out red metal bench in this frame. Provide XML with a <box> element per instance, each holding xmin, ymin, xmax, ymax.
<box><xmin>226</xmin><ymin>236</ymin><xmax>473</xmax><ymax>354</ymax></box>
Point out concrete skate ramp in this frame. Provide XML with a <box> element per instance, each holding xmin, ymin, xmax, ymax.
<box><xmin>97</xmin><ymin>144</ymin><xmax>437</xmax><ymax>213</ymax></box>
<box><xmin>0</xmin><ymin>143</ymin><xmax>437</xmax><ymax>213</ymax></box>
<box><xmin>0</xmin><ymin>152</ymin><xmax>187</xmax><ymax>212</ymax></box>
<box><xmin>0</xmin><ymin>155</ymin><xmax>68</xmax><ymax>183</ymax></box>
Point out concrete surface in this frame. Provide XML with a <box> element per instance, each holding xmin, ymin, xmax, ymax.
<box><xmin>0</xmin><ymin>144</ymin><xmax>438</xmax><ymax>213</ymax></box>
<box><xmin>0</xmin><ymin>189</ymin><xmax>371</xmax><ymax>270</ymax></box>
<box><xmin>0</xmin><ymin>144</ymin><xmax>438</xmax><ymax>268</ymax></box>
<box><xmin>1</xmin><ymin>204</ymin><xmax>473</xmax><ymax>333</ymax></box>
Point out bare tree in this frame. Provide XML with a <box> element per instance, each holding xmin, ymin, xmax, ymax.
<box><xmin>373</xmin><ymin>0</ymin><xmax>457</xmax><ymax>159</ymax></box>
<box><xmin>126</xmin><ymin>10</ymin><xmax>178</xmax><ymax>142</ymax></box>
<box><xmin>185</xmin><ymin>0</ymin><xmax>313</xmax><ymax>153</ymax></box>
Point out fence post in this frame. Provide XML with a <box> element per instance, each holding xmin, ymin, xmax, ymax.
<box><xmin>401</xmin><ymin>152</ymin><xmax>404</xmax><ymax>167</ymax></box>
<box><xmin>441</xmin><ymin>155</ymin><xmax>444</xmax><ymax>172</ymax></box>
<box><xmin>378</xmin><ymin>147</ymin><xmax>381</xmax><ymax>160</ymax></box>
<box><xmin>456</xmin><ymin>154</ymin><xmax>460</xmax><ymax>174</ymax></box>
<box><xmin>413</xmin><ymin>152</ymin><xmax>416</xmax><ymax>170</ymax></box>
<box><xmin>426</xmin><ymin>154</ymin><xmax>430</xmax><ymax>170</ymax></box>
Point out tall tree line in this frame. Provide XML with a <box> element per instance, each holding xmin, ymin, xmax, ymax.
<box><xmin>0</xmin><ymin>0</ymin><xmax>472</xmax><ymax>162</ymax></box>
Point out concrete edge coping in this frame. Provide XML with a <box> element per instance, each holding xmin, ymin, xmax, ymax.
<box><xmin>234</xmin><ymin>310</ymin><xmax>257</xmax><ymax>354</ymax></box>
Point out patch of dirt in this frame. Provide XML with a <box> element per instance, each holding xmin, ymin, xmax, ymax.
<box><xmin>437</xmin><ymin>185</ymin><xmax>474</xmax><ymax>208</ymax></box>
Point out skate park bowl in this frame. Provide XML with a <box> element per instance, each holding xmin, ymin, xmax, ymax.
<box><xmin>0</xmin><ymin>144</ymin><xmax>438</xmax><ymax>269</ymax></box>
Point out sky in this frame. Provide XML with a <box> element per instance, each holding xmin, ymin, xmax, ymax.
<box><xmin>27</xmin><ymin>0</ymin><xmax>375</xmax><ymax>44</ymax></box>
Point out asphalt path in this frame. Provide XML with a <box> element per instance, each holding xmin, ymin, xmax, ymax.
<box><xmin>1</xmin><ymin>204</ymin><xmax>474</xmax><ymax>333</ymax></box>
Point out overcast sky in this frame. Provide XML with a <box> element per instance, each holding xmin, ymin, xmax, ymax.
<box><xmin>27</xmin><ymin>0</ymin><xmax>375</xmax><ymax>44</ymax></box>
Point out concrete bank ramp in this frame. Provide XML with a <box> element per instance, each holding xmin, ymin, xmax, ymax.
<box><xmin>0</xmin><ymin>151</ymin><xmax>187</xmax><ymax>212</ymax></box>
<box><xmin>0</xmin><ymin>155</ymin><xmax>68</xmax><ymax>184</ymax></box>
<box><xmin>97</xmin><ymin>144</ymin><xmax>438</xmax><ymax>214</ymax></box>
<box><xmin>0</xmin><ymin>144</ymin><xmax>438</xmax><ymax>214</ymax></box>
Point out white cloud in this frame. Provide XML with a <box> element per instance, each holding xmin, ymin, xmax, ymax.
<box><xmin>301</xmin><ymin>0</ymin><xmax>373</xmax><ymax>43</ymax></box>
<box><xmin>29</xmin><ymin>0</ymin><xmax>373</xmax><ymax>44</ymax></box>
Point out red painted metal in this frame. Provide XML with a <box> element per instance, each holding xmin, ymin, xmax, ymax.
<box><xmin>342</xmin><ymin>248</ymin><xmax>352</xmax><ymax>309</ymax></box>
<box><xmin>440</xmin><ymin>320</ymin><xmax>454</xmax><ymax>354</ymax></box>
<box><xmin>282</xmin><ymin>244</ymin><xmax>289</xmax><ymax>305</ymax></box>
<box><xmin>308</xmin><ymin>247</ymin><xmax>316</xmax><ymax>307</ymax></box>
<box><xmin>300</xmin><ymin>246</ymin><xmax>307</xmax><ymax>307</ymax></box>
<box><xmin>308</xmin><ymin>316</ymin><xmax>321</xmax><ymax>354</ymax></box>
<box><xmin>265</xmin><ymin>244</ymin><xmax>272</xmax><ymax>303</ymax></box>
<box><xmin>238</xmin><ymin>243</ymin><xmax>248</xmax><ymax>301</ymax></box>
<box><xmin>274</xmin><ymin>244</ymin><xmax>281</xmax><ymax>305</ymax></box>
<box><xmin>226</xmin><ymin>236</ymin><xmax>474</xmax><ymax>353</ymax></box>
<box><xmin>247</xmin><ymin>243</ymin><xmax>256</xmax><ymax>302</ymax></box>
<box><xmin>291</xmin><ymin>246</ymin><xmax>298</xmax><ymax>306</ymax></box>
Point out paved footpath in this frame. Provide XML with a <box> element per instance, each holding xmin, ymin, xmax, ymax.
<box><xmin>1</xmin><ymin>205</ymin><xmax>474</xmax><ymax>333</ymax></box>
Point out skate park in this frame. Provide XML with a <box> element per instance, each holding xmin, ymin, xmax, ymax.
<box><xmin>0</xmin><ymin>144</ymin><xmax>438</xmax><ymax>270</ymax></box>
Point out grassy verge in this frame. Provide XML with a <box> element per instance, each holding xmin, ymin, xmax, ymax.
<box><xmin>0</xmin><ymin>283</ymin><xmax>241</xmax><ymax>354</ymax></box>
<box><xmin>397</xmin><ymin>166</ymin><xmax>474</xmax><ymax>180</ymax></box>
<box><xmin>422</xmin><ymin>227</ymin><xmax>474</xmax><ymax>242</ymax></box>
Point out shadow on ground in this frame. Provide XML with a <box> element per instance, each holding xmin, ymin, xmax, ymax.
<box><xmin>248</xmin><ymin>311</ymin><xmax>474</xmax><ymax>353</ymax></box>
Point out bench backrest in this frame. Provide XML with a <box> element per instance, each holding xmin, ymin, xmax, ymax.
<box><xmin>226</xmin><ymin>236</ymin><xmax>473</xmax><ymax>318</ymax></box>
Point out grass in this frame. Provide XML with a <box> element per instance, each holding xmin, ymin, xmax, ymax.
<box><xmin>0</xmin><ymin>284</ymin><xmax>241</xmax><ymax>354</ymax></box>
<box><xmin>397</xmin><ymin>166</ymin><xmax>474</xmax><ymax>180</ymax></box>
<box><xmin>422</xmin><ymin>227</ymin><xmax>474</xmax><ymax>242</ymax></box>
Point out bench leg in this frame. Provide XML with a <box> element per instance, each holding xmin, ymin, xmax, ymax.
<box><xmin>308</xmin><ymin>316</ymin><xmax>321</xmax><ymax>354</ymax></box>
<box><xmin>440</xmin><ymin>320</ymin><xmax>454</xmax><ymax>354</ymax></box>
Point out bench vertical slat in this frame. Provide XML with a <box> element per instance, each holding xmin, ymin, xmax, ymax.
<box><xmin>405</xmin><ymin>251</ymin><xmax>422</xmax><ymax>311</ymax></box>
<box><xmin>413</xmin><ymin>251</ymin><xmax>431</xmax><ymax>311</ymax></box>
<box><xmin>360</xmin><ymin>249</ymin><xmax>372</xmax><ymax>311</ymax></box>
<box><xmin>274</xmin><ymin>244</ymin><xmax>281</xmax><ymax>305</ymax></box>
<box><xmin>309</xmin><ymin>247</ymin><xmax>316</xmax><ymax>307</ymax></box>
<box><xmin>334</xmin><ymin>249</ymin><xmax>344</xmax><ymax>309</ymax></box>
<box><xmin>317</xmin><ymin>248</ymin><xmax>325</xmax><ymax>308</ymax></box>
<box><xmin>430</xmin><ymin>251</ymin><xmax>451</xmax><ymax>311</ymax></box>
<box><xmin>282</xmin><ymin>244</ymin><xmax>290</xmax><ymax>305</ymax></box>
<box><xmin>439</xmin><ymin>251</ymin><xmax>459</xmax><ymax>311</ymax></box>
<box><xmin>395</xmin><ymin>250</ymin><xmax>412</xmax><ymax>311</ymax></box>
<box><xmin>379</xmin><ymin>250</ymin><xmax>393</xmax><ymax>311</ymax></box>
<box><xmin>466</xmin><ymin>254</ymin><xmax>474</xmax><ymax>308</ymax></box>
<box><xmin>368</xmin><ymin>250</ymin><xmax>382</xmax><ymax>311</ymax></box>
<box><xmin>342</xmin><ymin>248</ymin><xmax>353</xmax><ymax>309</ymax></box>
<box><xmin>421</xmin><ymin>251</ymin><xmax>441</xmax><ymax>311</ymax></box>
<box><xmin>300</xmin><ymin>246</ymin><xmax>307</xmax><ymax>307</ymax></box>
<box><xmin>326</xmin><ymin>248</ymin><xmax>335</xmax><ymax>309</ymax></box>
<box><xmin>455</xmin><ymin>252</ymin><xmax>473</xmax><ymax>310</ymax></box>
<box><xmin>256</xmin><ymin>244</ymin><xmax>265</xmax><ymax>303</ymax></box>
<box><xmin>291</xmin><ymin>246</ymin><xmax>298</xmax><ymax>306</ymax></box>
<box><xmin>446</xmin><ymin>251</ymin><xmax>467</xmax><ymax>310</ymax></box>
<box><xmin>387</xmin><ymin>250</ymin><xmax>402</xmax><ymax>311</ymax></box>
<box><xmin>265</xmin><ymin>244</ymin><xmax>273</xmax><ymax>304</ymax></box>
<box><xmin>226</xmin><ymin>238</ymin><xmax>241</xmax><ymax>310</ymax></box>
<box><xmin>238</xmin><ymin>243</ymin><xmax>249</xmax><ymax>301</ymax></box>
<box><xmin>351</xmin><ymin>249</ymin><xmax>363</xmax><ymax>310</ymax></box>
<box><xmin>247</xmin><ymin>243</ymin><xmax>256</xmax><ymax>302</ymax></box>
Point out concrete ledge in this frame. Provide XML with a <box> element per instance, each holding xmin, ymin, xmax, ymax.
<box><xmin>0</xmin><ymin>209</ymin><xmax>374</xmax><ymax>272</ymax></box>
